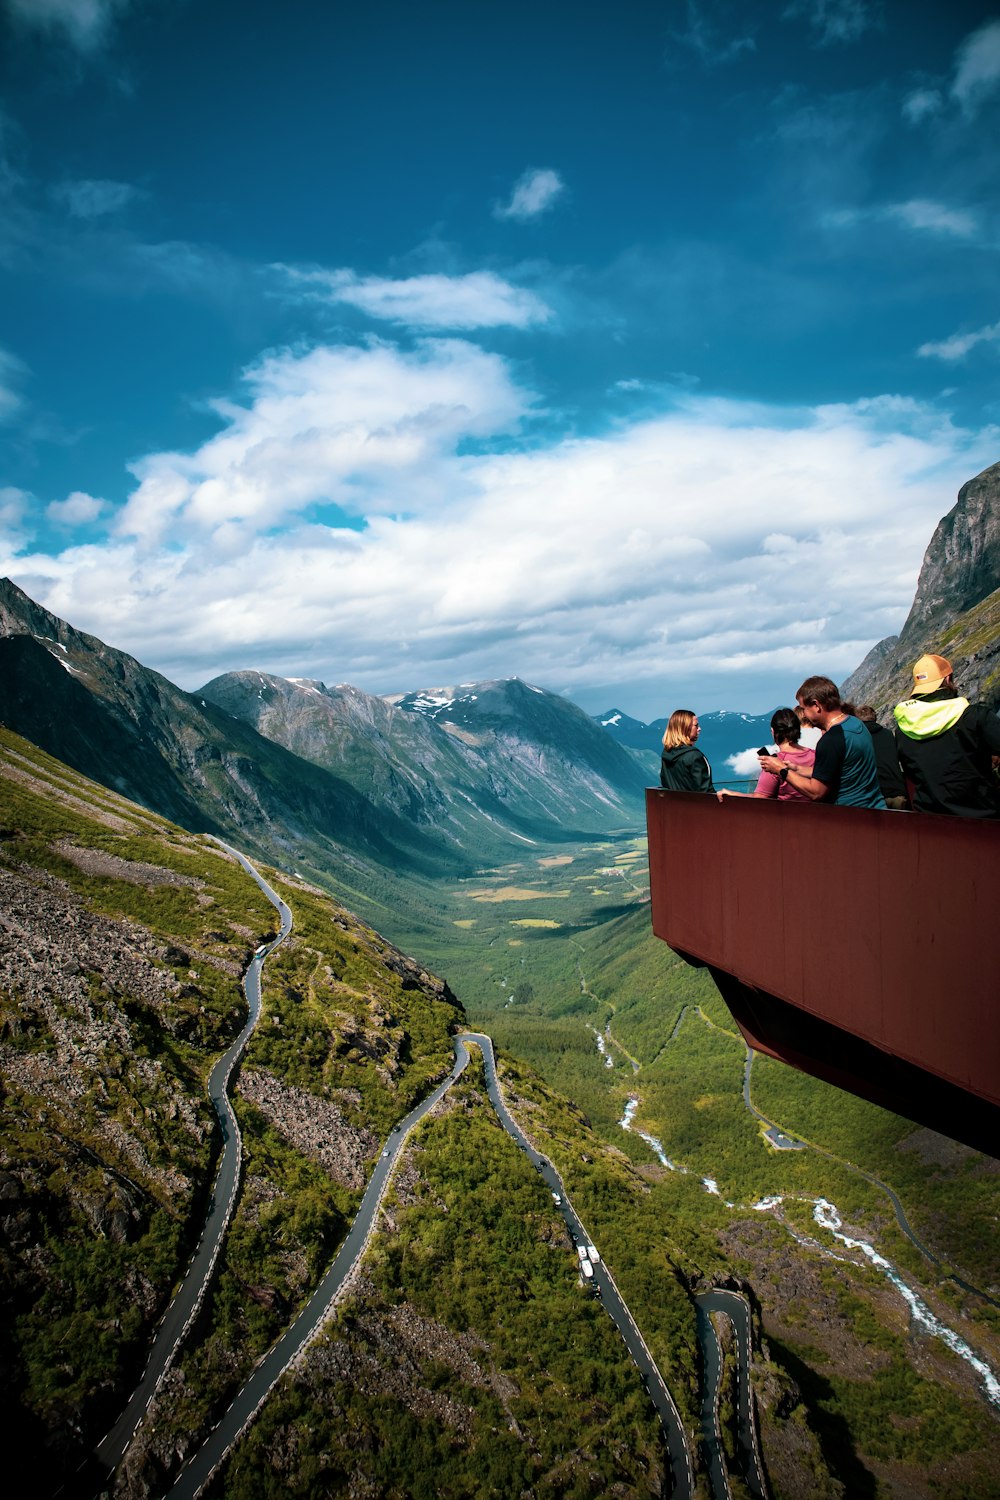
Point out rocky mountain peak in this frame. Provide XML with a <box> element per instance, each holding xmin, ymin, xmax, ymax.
<box><xmin>899</xmin><ymin>460</ymin><xmax>1000</xmax><ymax>641</ymax></box>
<box><xmin>841</xmin><ymin>461</ymin><xmax>1000</xmax><ymax>716</ymax></box>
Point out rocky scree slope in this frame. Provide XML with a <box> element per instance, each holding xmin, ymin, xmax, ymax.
<box><xmin>843</xmin><ymin>460</ymin><xmax>1000</xmax><ymax>716</ymax></box>
<box><xmin>0</xmin><ymin>726</ymin><xmax>464</xmax><ymax>1496</ymax></box>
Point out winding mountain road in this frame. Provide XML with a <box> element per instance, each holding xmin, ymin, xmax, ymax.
<box><xmin>463</xmin><ymin>1031</ymin><xmax>694</xmax><ymax>1500</ymax></box>
<box><xmin>91</xmin><ymin>847</ymin><xmax>761</xmax><ymax>1499</ymax></box>
<box><xmin>696</xmin><ymin>1290</ymin><xmax>769</xmax><ymax>1500</ymax></box>
<box><xmin>93</xmin><ymin>841</ymin><xmax>291</xmax><ymax>1478</ymax></box>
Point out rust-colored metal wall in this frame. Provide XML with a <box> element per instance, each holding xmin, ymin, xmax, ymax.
<box><xmin>646</xmin><ymin>790</ymin><xmax>999</xmax><ymax>1111</ymax></box>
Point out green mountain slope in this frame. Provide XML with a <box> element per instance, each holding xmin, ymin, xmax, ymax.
<box><xmin>0</xmin><ymin>581</ymin><xmax>472</xmax><ymax>889</ymax></box>
<box><xmin>0</xmin><ymin>727</ymin><xmax>459</xmax><ymax>1491</ymax></box>
<box><xmin>0</xmin><ymin>729</ymin><xmax>710</xmax><ymax>1499</ymax></box>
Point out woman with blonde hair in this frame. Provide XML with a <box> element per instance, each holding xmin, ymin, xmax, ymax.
<box><xmin>659</xmin><ymin>709</ymin><xmax>715</xmax><ymax>793</ymax></box>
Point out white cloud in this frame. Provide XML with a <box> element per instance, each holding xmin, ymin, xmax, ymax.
<box><xmin>46</xmin><ymin>490</ymin><xmax>107</xmax><ymax>525</ymax></box>
<box><xmin>727</xmin><ymin>747</ymin><xmax>771</xmax><ymax>777</ymax></box>
<box><xmin>901</xmin><ymin>22</ymin><xmax>1000</xmax><ymax>127</ymax></box>
<box><xmin>0</xmin><ymin>485</ymin><xmax>33</xmax><ymax>554</ymax></box>
<box><xmin>825</xmin><ymin>199</ymin><xmax>978</xmax><ymax>240</ymax></box>
<box><xmin>493</xmin><ymin>168</ymin><xmax>565</xmax><ymax>222</ymax></box>
<box><xmin>917</xmin><ymin>320</ymin><xmax>1000</xmax><ymax>362</ymax></box>
<box><xmin>951</xmin><ymin>19</ymin><xmax>1000</xmax><ymax>116</ymax></box>
<box><xmin>7</xmin><ymin>345</ymin><xmax>994</xmax><ymax>716</ymax></box>
<box><xmin>0</xmin><ymin>484</ymin><xmax>29</xmax><ymax>528</ymax></box>
<box><xmin>884</xmin><ymin>199</ymin><xmax>978</xmax><ymax>239</ymax></box>
<box><xmin>53</xmin><ymin>178</ymin><xmax>140</xmax><ymax>218</ymax></box>
<box><xmin>272</xmin><ymin>265</ymin><xmax>552</xmax><ymax>330</ymax></box>
<box><xmin>0</xmin><ymin>346</ymin><xmax>25</xmax><ymax>422</ymax></box>
<box><xmin>901</xmin><ymin>87</ymin><xmax>943</xmax><ymax>125</ymax></box>
<box><xmin>669</xmin><ymin>0</ymin><xmax>755</xmax><ymax>64</ymax></box>
<box><xmin>784</xmin><ymin>0</ymin><xmax>880</xmax><ymax>47</ymax></box>
<box><xmin>4</xmin><ymin>0</ymin><xmax>131</xmax><ymax>52</ymax></box>
<box><xmin>117</xmin><ymin>337</ymin><xmax>535</xmax><ymax>544</ymax></box>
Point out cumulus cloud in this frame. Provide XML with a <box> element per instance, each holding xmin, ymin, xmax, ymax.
<box><xmin>46</xmin><ymin>490</ymin><xmax>107</xmax><ymax>525</ymax></box>
<box><xmin>0</xmin><ymin>485</ymin><xmax>33</xmax><ymax>553</ymax></box>
<box><xmin>0</xmin><ymin>484</ymin><xmax>29</xmax><ymax>528</ymax></box>
<box><xmin>493</xmin><ymin>168</ymin><xmax>565</xmax><ymax>222</ymax></box>
<box><xmin>727</xmin><ymin>747</ymin><xmax>772</xmax><ymax>777</ymax></box>
<box><xmin>4</xmin><ymin>0</ymin><xmax>132</xmax><ymax>52</ymax></box>
<box><xmin>884</xmin><ymin>198</ymin><xmax>978</xmax><ymax>238</ymax></box>
<box><xmin>951</xmin><ymin>19</ymin><xmax>1000</xmax><ymax>116</ymax></box>
<box><xmin>784</xmin><ymin>0</ymin><xmax>880</xmax><ymax>47</ymax></box>
<box><xmin>901</xmin><ymin>87</ymin><xmax>943</xmax><ymax>125</ymax></box>
<box><xmin>903</xmin><ymin>20</ymin><xmax>1000</xmax><ymax>126</ymax></box>
<box><xmin>917</xmin><ymin>319</ymin><xmax>1000</xmax><ymax>362</ymax></box>
<box><xmin>0</xmin><ymin>346</ymin><xmax>25</xmax><ymax>422</ymax></box>
<box><xmin>272</xmin><ymin>265</ymin><xmax>552</xmax><ymax>330</ymax></box>
<box><xmin>6</xmin><ymin>340</ymin><xmax>993</xmax><ymax>715</ymax></box>
<box><xmin>825</xmin><ymin>199</ymin><xmax>978</xmax><ymax>239</ymax></box>
<box><xmin>53</xmin><ymin>178</ymin><xmax>140</xmax><ymax>218</ymax></box>
<box><xmin>669</xmin><ymin>0</ymin><xmax>755</xmax><ymax>64</ymax></box>
<box><xmin>117</xmin><ymin>337</ymin><xmax>535</xmax><ymax>544</ymax></box>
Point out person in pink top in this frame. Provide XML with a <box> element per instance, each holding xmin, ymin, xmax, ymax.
<box><xmin>717</xmin><ymin>707</ymin><xmax>815</xmax><ymax>802</ymax></box>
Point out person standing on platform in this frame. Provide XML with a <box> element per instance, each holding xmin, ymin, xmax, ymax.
<box><xmin>717</xmin><ymin>707</ymin><xmax>815</xmax><ymax>802</ymax></box>
<box><xmin>659</xmin><ymin>710</ymin><xmax>716</xmax><ymax>793</ymax></box>
<box><xmin>759</xmin><ymin>677</ymin><xmax>885</xmax><ymax>809</ymax></box>
<box><xmin>856</xmin><ymin>705</ymin><xmax>909</xmax><ymax>809</ymax></box>
<box><xmin>893</xmin><ymin>654</ymin><xmax>1000</xmax><ymax>818</ymax></box>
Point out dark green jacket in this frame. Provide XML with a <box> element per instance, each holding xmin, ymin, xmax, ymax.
<box><xmin>660</xmin><ymin>744</ymin><xmax>715</xmax><ymax>794</ymax></box>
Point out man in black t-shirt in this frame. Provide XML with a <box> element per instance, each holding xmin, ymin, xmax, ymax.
<box><xmin>760</xmin><ymin>676</ymin><xmax>885</xmax><ymax>808</ymax></box>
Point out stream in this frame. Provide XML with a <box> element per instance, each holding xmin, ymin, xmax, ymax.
<box><xmin>619</xmin><ymin>1092</ymin><xmax>1000</xmax><ymax>1412</ymax></box>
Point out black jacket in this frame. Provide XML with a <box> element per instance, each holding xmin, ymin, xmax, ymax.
<box><xmin>893</xmin><ymin>689</ymin><xmax>1000</xmax><ymax>818</ymax></box>
<box><xmin>660</xmin><ymin>744</ymin><xmax>715</xmax><ymax>793</ymax></box>
<box><xmin>863</xmin><ymin>718</ymin><xmax>907</xmax><ymax>801</ymax></box>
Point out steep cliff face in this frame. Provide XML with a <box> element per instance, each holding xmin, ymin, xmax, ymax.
<box><xmin>842</xmin><ymin>461</ymin><xmax>1000</xmax><ymax>716</ymax></box>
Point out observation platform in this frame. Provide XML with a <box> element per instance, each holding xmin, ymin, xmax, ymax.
<box><xmin>646</xmin><ymin>789</ymin><xmax>999</xmax><ymax>1157</ymax></box>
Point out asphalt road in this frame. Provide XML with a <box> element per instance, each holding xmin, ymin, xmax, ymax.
<box><xmin>461</xmin><ymin>1031</ymin><xmax>695</xmax><ymax>1500</ymax></box>
<box><xmin>164</xmin><ymin>1028</ymin><xmax>697</xmax><ymax>1500</ymax></box>
<box><xmin>164</xmin><ymin>1040</ymin><xmax>475</xmax><ymax>1499</ymax></box>
<box><xmin>86</xmin><ymin>853</ymin><xmax>762</xmax><ymax>1500</ymax></box>
<box><xmin>92</xmin><ymin>843</ymin><xmax>291</xmax><ymax>1478</ymax></box>
<box><xmin>696</xmin><ymin>1289</ymin><xmax>768</xmax><ymax>1500</ymax></box>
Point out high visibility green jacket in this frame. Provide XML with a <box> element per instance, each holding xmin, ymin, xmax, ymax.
<box><xmin>893</xmin><ymin>689</ymin><xmax>1000</xmax><ymax>818</ymax></box>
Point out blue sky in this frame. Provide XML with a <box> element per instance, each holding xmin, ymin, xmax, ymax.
<box><xmin>1</xmin><ymin>0</ymin><xmax>998</xmax><ymax>719</ymax></box>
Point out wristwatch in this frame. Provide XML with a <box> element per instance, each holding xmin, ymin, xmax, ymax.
<box><xmin>778</xmin><ymin>767</ymin><xmax>789</xmax><ymax>782</ymax></box>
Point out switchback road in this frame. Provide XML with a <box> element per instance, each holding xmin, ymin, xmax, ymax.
<box><xmin>93</xmin><ymin>841</ymin><xmax>291</xmax><ymax>1479</ymax></box>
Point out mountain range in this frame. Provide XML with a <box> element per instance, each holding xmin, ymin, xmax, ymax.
<box><xmin>0</xmin><ymin>582</ymin><xmax>644</xmax><ymax>913</ymax></box>
<box><xmin>2</xmin><ymin>459</ymin><xmax>997</xmax><ymax>902</ymax></box>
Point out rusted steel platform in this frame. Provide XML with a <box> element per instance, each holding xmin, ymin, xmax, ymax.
<box><xmin>646</xmin><ymin>789</ymin><xmax>999</xmax><ymax>1155</ymax></box>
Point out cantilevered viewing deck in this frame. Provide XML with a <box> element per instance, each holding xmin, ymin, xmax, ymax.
<box><xmin>646</xmin><ymin>790</ymin><xmax>999</xmax><ymax>1156</ymax></box>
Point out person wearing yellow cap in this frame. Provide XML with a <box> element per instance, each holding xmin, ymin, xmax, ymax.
<box><xmin>893</xmin><ymin>654</ymin><xmax>1000</xmax><ymax>818</ymax></box>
